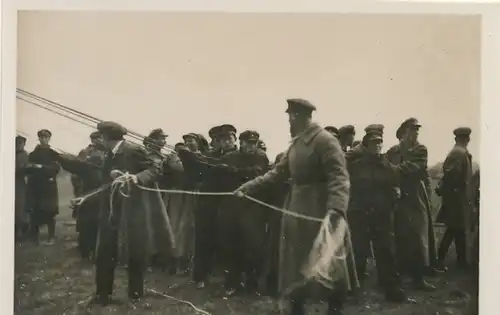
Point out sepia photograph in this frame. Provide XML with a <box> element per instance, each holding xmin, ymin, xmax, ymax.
<box><xmin>13</xmin><ymin>10</ymin><xmax>482</xmax><ymax>315</ymax></box>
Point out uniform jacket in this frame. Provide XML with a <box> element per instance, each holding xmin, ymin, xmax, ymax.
<box><xmin>436</xmin><ymin>145</ymin><xmax>474</xmax><ymax>229</ymax></box>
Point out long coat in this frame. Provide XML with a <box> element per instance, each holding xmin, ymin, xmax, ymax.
<box><xmin>15</xmin><ymin>150</ymin><xmax>30</xmax><ymax>227</ymax></box>
<box><xmin>386</xmin><ymin>142</ymin><xmax>435</xmax><ymax>269</ymax></box>
<box><xmin>437</xmin><ymin>145</ymin><xmax>475</xmax><ymax>264</ymax></box>
<box><xmin>217</xmin><ymin>149</ymin><xmax>270</xmax><ymax>276</ymax></box>
<box><xmin>84</xmin><ymin>141</ymin><xmax>175</xmax><ymax>263</ymax></box>
<box><xmin>26</xmin><ymin>145</ymin><xmax>61</xmax><ymax>224</ymax></box>
<box><xmin>436</xmin><ymin>145</ymin><xmax>474</xmax><ymax>229</ymax></box>
<box><xmin>239</xmin><ymin>123</ymin><xmax>358</xmax><ymax>300</ymax></box>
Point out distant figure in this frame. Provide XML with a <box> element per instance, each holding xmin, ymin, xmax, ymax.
<box><xmin>27</xmin><ymin>129</ymin><xmax>60</xmax><ymax>245</ymax></box>
<box><xmin>15</xmin><ymin>135</ymin><xmax>34</xmax><ymax>241</ymax></box>
<box><xmin>435</xmin><ymin>127</ymin><xmax>475</xmax><ymax>271</ymax></box>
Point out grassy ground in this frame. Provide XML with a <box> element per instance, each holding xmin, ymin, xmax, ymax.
<box><xmin>14</xmin><ymin>175</ymin><xmax>477</xmax><ymax>315</ymax></box>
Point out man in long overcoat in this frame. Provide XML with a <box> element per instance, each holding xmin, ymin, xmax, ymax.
<box><xmin>27</xmin><ymin>129</ymin><xmax>61</xmax><ymax>245</ymax></box>
<box><xmin>75</xmin><ymin>121</ymin><xmax>174</xmax><ymax>306</ymax></box>
<box><xmin>143</xmin><ymin>128</ymin><xmax>184</xmax><ymax>272</ymax></box>
<box><xmin>236</xmin><ymin>99</ymin><xmax>358</xmax><ymax>315</ymax></box>
<box><xmin>435</xmin><ymin>127</ymin><xmax>475</xmax><ymax>270</ymax></box>
<box><xmin>386</xmin><ymin>118</ymin><xmax>436</xmax><ymax>291</ymax></box>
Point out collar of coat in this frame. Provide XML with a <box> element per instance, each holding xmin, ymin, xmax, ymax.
<box><xmin>291</xmin><ymin>123</ymin><xmax>323</xmax><ymax>145</ymax></box>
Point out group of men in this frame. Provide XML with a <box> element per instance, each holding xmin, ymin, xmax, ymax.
<box><xmin>15</xmin><ymin>98</ymin><xmax>479</xmax><ymax>315</ymax></box>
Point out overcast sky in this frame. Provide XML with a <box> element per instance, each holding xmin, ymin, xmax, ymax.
<box><xmin>16</xmin><ymin>12</ymin><xmax>480</xmax><ymax>164</ymax></box>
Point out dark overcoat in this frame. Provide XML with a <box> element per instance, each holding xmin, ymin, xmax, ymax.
<box><xmin>386</xmin><ymin>142</ymin><xmax>435</xmax><ymax>268</ymax></box>
<box><xmin>26</xmin><ymin>145</ymin><xmax>61</xmax><ymax>224</ymax></box>
<box><xmin>83</xmin><ymin>141</ymin><xmax>175</xmax><ymax>263</ymax></box>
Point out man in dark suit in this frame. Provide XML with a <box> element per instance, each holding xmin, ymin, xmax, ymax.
<box><xmin>84</xmin><ymin>121</ymin><xmax>166</xmax><ymax>306</ymax></box>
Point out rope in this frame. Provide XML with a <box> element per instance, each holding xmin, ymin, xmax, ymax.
<box><xmin>17</xmin><ymin>89</ymin><xmax>177</xmax><ymax>154</ymax></box>
<box><xmin>75</xmin><ymin>171</ymin><xmax>324</xmax><ymax>223</ymax></box>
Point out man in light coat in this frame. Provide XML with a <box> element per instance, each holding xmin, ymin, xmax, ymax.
<box><xmin>235</xmin><ymin>99</ymin><xmax>358</xmax><ymax>315</ymax></box>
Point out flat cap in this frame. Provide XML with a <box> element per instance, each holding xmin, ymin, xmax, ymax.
<box><xmin>285</xmin><ymin>98</ymin><xmax>317</xmax><ymax>114</ymax></box>
<box><xmin>97</xmin><ymin>121</ymin><xmax>128</xmax><ymax>136</ymax></box>
<box><xmin>37</xmin><ymin>129</ymin><xmax>52</xmax><ymax>137</ymax></box>
<box><xmin>364</xmin><ymin>124</ymin><xmax>384</xmax><ymax>134</ymax></box>
<box><xmin>400</xmin><ymin>117</ymin><xmax>421</xmax><ymax>130</ymax></box>
<box><xmin>258</xmin><ymin>140</ymin><xmax>267</xmax><ymax>152</ymax></box>
<box><xmin>90</xmin><ymin>131</ymin><xmax>101</xmax><ymax>139</ymax></box>
<box><xmin>363</xmin><ymin>130</ymin><xmax>383</xmax><ymax>142</ymax></box>
<box><xmin>16</xmin><ymin>135</ymin><xmax>27</xmax><ymax>142</ymax></box>
<box><xmin>208</xmin><ymin>125</ymin><xmax>222</xmax><ymax>139</ymax></box>
<box><xmin>339</xmin><ymin>125</ymin><xmax>356</xmax><ymax>136</ymax></box>
<box><xmin>453</xmin><ymin>127</ymin><xmax>472</xmax><ymax>137</ymax></box>
<box><xmin>148</xmin><ymin>128</ymin><xmax>168</xmax><ymax>139</ymax></box>
<box><xmin>324</xmin><ymin>126</ymin><xmax>340</xmax><ymax>138</ymax></box>
<box><xmin>239</xmin><ymin>130</ymin><xmax>260</xmax><ymax>142</ymax></box>
<box><xmin>219</xmin><ymin>124</ymin><xmax>237</xmax><ymax>136</ymax></box>
<box><xmin>182</xmin><ymin>133</ymin><xmax>199</xmax><ymax>141</ymax></box>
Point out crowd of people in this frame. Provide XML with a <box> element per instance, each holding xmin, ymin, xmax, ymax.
<box><xmin>15</xmin><ymin>98</ymin><xmax>479</xmax><ymax>315</ymax></box>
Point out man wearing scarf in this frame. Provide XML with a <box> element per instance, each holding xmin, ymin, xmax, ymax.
<box><xmin>235</xmin><ymin>99</ymin><xmax>358</xmax><ymax>315</ymax></box>
<box><xmin>386</xmin><ymin>118</ymin><xmax>436</xmax><ymax>291</ymax></box>
<box><xmin>26</xmin><ymin>129</ymin><xmax>61</xmax><ymax>245</ymax></box>
<box><xmin>345</xmin><ymin>125</ymin><xmax>406</xmax><ymax>303</ymax></box>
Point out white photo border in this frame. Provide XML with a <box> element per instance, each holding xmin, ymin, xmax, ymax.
<box><xmin>2</xmin><ymin>1</ymin><xmax>499</xmax><ymax>314</ymax></box>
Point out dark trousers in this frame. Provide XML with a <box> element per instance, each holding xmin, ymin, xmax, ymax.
<box><xmin>95</xmin><ymin>223</ymin><xmax>145</xmax><ymax>298</ymax></box>
<box><xmin>77</xmin><ymin>204</ymin><xmax>99</xmax><ymax>258</ymax></box>
<box><xmin>437</xmin><ymin>227</ymin><xmax>467</xmax><ymax>265</ymax></box>
<box><xmin>29</xmin><ymin>213</ymin><xmax>55</xmax><ymax>241</ymax></box>
<box><xmin>193</xmin><ymin>195</ymin><xmax>220</xmax><ymax>282</ymax></box>
<box><xmin>349</xmin><ymin>207</ymin><xmax>401</xmax><ymax>289</ymax></box>
<box><xmin>223</xmin><ymin>208</ymin><xmax>266</xmax><ymax>291</ymax></box>
<box><xmin>265</xmin><ymin>210</ymin><xmax>283</xmax><ymax>295</ymax></box>
<box><xmin>78</xmin><ymin>222</ymin><xmax>99</xmax><ymax>258</ymax></box>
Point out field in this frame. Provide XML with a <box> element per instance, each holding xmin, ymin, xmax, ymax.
<box><xmin>14</xmin><ymin>174</ymin><xmax>478</xmax><ymax>315</ymax></box>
